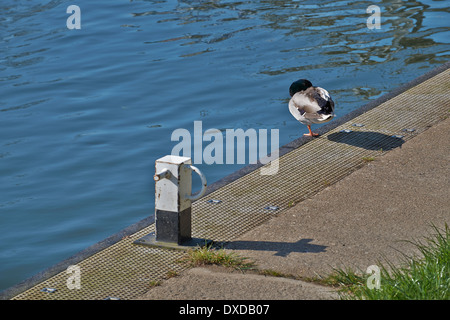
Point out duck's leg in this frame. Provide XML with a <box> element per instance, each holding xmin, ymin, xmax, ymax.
<box><xmin>304</xmin><ymin>125</ymin><xmax>319</xmax><ymax>137</ymax></box>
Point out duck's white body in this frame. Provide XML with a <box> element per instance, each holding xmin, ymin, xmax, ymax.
<box><xmin>288</xmin><ymin>81</ymin><xmax>335</xmax><ymax>136</ymax></box>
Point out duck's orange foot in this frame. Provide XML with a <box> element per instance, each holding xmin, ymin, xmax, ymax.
<box><xmin>304</xmin><ymin>132</ymin><xmax>319</xmax><ymax>137</ymax></box>
<box><xmin>304</xmin><ymin>125</ymin><xmax>319</xmax><ymax>137</ymax></box>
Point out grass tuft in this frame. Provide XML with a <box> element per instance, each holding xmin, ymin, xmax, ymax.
<box><xmin>362</xmin><ymin>156</ymin><xmax>375</xmax><ymax>163</ymax></box>
<box><xmin>183</xmin><ymin>244</ymin><xmax>256</xmax><ymax>270</ymax></box>
<box><xmin>258</xmin><ymin>269</ymin><xmax>297</xmax><ymax>279</ymax></box>
<box><xmin>330</xmin><ymin>224</ymin><xmax>450</xmax><ymax>300</ymax></box>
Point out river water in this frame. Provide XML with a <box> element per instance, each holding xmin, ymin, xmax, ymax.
<box><xmin>0</xmin><ymin>0</ymin><xmax>449</xmax><ymax>291</ymax></box>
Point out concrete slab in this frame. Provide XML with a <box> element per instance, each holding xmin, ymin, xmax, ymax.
<box><xmin>137</xmin><ymin>266</ymin><xmax>338</xmax><ymax>300</ymax></box>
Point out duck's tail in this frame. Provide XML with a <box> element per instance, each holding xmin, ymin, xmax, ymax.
<box><xmin>317</xmin><ymin>113</ymin><xmax>335</xmax><ymax>122</ymax></box>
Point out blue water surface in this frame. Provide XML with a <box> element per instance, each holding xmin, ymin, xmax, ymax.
<box><xmin>0</xmin><ymin>0</ymin><xmax>449</xmax><ymax>291</ymax></box>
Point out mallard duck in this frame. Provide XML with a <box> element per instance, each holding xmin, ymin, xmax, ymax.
<box><xmin>288</xmin><ymin>79</ymin><xmax>335</xmax><ymax>137</ymax></box>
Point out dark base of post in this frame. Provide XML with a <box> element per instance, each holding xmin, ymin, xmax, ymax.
<box><xmin>154</xmin><ymin>208</ymin><xmax>192</xmax><ymax>244</ymax></box>
<box><xmin>134</xmin><ymin>232</ymin><xmax>212</xmax><ymax>251</ymax></box>
<box><xmin>133</xmin><ymin>208</ymin><xmax>212</xmax><ymax>250</ymax></box>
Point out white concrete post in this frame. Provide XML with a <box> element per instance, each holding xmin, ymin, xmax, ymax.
<box><xmin>135</xmin><ymin>155</ymin><xmax>209</xmax><ymax>249</ymax></box>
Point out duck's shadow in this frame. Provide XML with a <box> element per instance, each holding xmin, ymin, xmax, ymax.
<box><xmin>227</xmin><ymin>239</ymin><xmax>327</xmax><ymax>257</ymax></box>
<box><xmin>327</xmin><ymin>131</ymin><xmax>404</xmax><ymax>151</ymax></box>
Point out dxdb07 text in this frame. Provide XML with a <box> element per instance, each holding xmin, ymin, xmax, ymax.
<box><xmin>223</xmin><ymin>304</ymin><xmax>270</xmax><ymax>315</ymax></box>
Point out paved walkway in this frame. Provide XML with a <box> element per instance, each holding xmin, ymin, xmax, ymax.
<box><xmin>138</xmin><ymin>116</ymin><xmax>449</xmax><ymax>300</ymax></box>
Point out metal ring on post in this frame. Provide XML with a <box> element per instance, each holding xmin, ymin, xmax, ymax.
<box><xmin>186</xmin><ymin>165</ymin><xmax>207</xmax><ymax>201</ymax></box>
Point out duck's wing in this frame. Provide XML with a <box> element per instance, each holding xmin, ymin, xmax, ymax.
<box><xmin>309</xmin><ymin>87</ymin><xmax>335</xmax><ymax>115</ymax></box>
<box><xmin>289</xmin><ymin>90</ymin><xmax>322</xmax><ymax>115</ymax></box>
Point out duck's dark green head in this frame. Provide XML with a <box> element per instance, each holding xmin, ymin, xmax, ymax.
<box><xmin>289</xmin><ymin>79</ymin><xmax>313</xmax><ymax>97</ymax></box>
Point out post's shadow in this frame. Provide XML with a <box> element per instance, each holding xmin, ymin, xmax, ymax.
<box><xmin>227</xmin><ymin>239</ymin><xmax>327</xmax><ymax>257</ymax></box>
<box><xmin>327</xmin><ymin>131</ymin><xmax>404</xmax><ymax>151</ymax></box>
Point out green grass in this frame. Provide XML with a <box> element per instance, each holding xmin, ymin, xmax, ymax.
<box><xmin>362</xmin><ymin>156</ymin><xmax>375</xmax><ymax>163</ymax></box>
<box><xmin>180</xmin><ymin>225</ymin><xmax>449</xmax><ymax>300</ymax></box>
<box><xmin>258</xmin><ymin>269</ymin><xmax>297</xmax><ymax>279</ymax></box>
<box><xmin>183</xmin><ymin>244</ymin><xmax>256</xmax><ymax>270</ymax></box>
<box><xmin>328</xmin><ymin>224</ymin><xmax>450</xmax><ymax>300</ymax></box>
<box><xmin>148</xmin><ymin>280</ymin><xmax>161</xmax><ymax>288</ymax></box>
